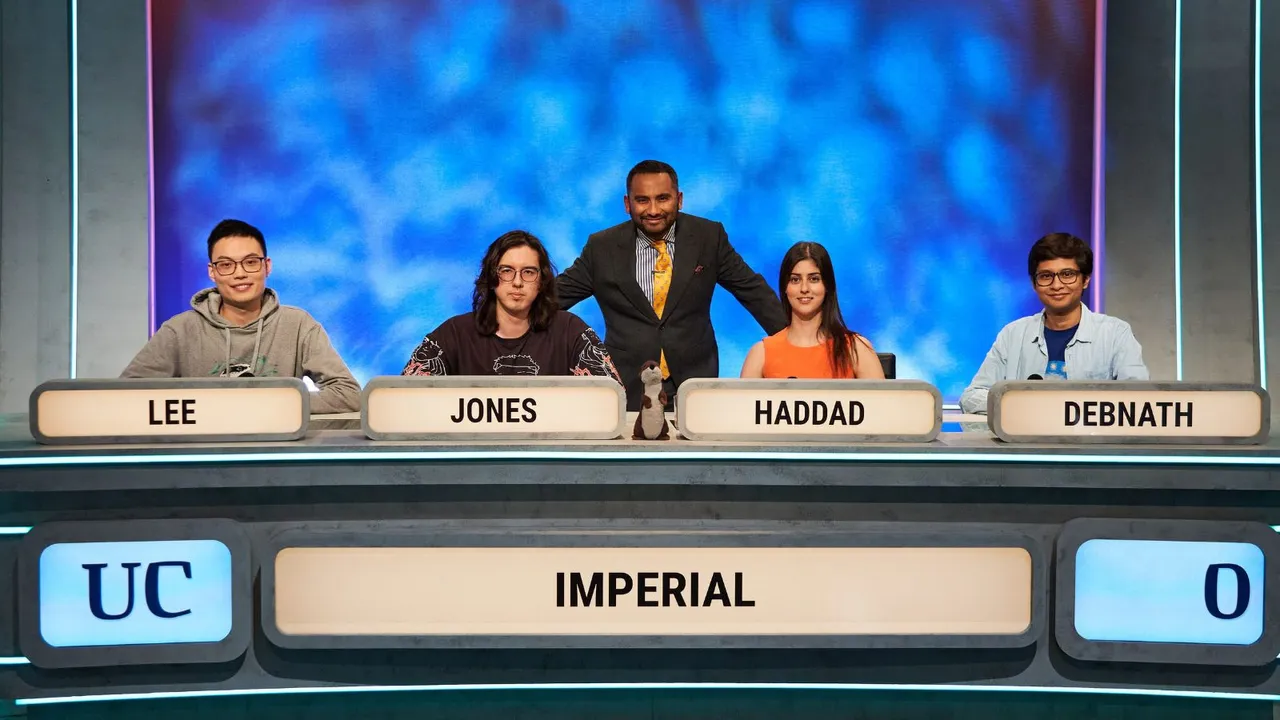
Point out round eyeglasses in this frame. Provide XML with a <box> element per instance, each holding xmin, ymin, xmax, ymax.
<box><xmin>211</xmin><ymin>256</ymin><xmax>265</xmax><ymax>276</ymax></box>
<box><xmin>1034</xmin><ymin>269</ymin><xmax>1081</xmax><ymax>287</ymax></box>
<box><xmin>497</xmin><ymin>266</ymin><xmax>541</xmax><ymax>283</ymax></box>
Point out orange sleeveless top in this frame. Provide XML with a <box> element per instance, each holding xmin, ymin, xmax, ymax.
<box><xmin>760</xmin><ymin>329</ymin><xmax>854</xmax><ymax>379</ymax></box>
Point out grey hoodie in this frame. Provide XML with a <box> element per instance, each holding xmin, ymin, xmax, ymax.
<box><xmin>121</xmin><ymin>288</ymin><xmax>361</xmax><ymax>414</ymax></box>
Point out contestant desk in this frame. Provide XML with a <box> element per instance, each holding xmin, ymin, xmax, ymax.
<box><xmin>2</xmin><ymin>411</ymin><xmax>1280</xmax><ymax>704</ymax></box>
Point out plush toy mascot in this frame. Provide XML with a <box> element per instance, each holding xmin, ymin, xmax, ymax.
<box><xmin>632</xmin><ymin>360</ymin><xmax>670</xmax><ymax>440</ymax></box>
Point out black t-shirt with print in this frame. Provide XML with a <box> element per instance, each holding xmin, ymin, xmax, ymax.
<box><xmin>402</xmin><ymin>311</ymin><xmax>622</xmax><ymax>384</ymax></box>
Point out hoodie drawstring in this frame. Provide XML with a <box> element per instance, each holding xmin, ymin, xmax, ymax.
<box><xmin>224</xmin><ymin>321</ymin><xmax>264</xmax><ymax>377</ymax></box>
<box><xmin>196</xmin><ymin>288</ymin><xmax>276</xmax><ymax>377</ymax></box>
<box><xmin>250</xmin><ymin>319</ymin><xmax>263</xmax><ymax>376</ymax></box>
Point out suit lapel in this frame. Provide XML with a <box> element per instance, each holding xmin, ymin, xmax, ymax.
<box><xmin>613</xmin><ymin>231</ymin><xmax>661</xmax><ymax>323</ymax></box>
<box><xmin>663</xmin><ymin>217</ymin><xmax>701</xmax><ymax>314</ymax></box>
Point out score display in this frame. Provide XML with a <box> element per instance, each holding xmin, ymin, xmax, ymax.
<box><xmin>17</xmin><ymin>520</ymin><xmax>252</xmax><ymax>669</ymax></box>
<box><xmin>1055</xmin><ymin>519</ymin><xmax>1280</xmax><ymax>666</ymax></box>
<box><xmin>13</xmin><ymin>517</ymin><xmax>1280</xmax><ymax>671</ymax></box>
<box><xmin>1074</xmin><ymin>539</ymin><xmax>1262</xmax><ymax>645</ymax></box>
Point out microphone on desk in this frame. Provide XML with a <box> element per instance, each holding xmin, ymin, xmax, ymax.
<box><xmin>1027</xmin><ymin>374</ymin><xmax>1044</xmax><ymax>380</ymax></box>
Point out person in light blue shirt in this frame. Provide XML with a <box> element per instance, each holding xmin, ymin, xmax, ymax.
<box><xmin>960</xmin><ymin>233</ymin><xmax>1149</xmax><ymax>414</ymax></box>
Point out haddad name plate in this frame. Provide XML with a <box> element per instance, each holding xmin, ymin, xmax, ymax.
<box><xmin>989</xmin><ymin>381</ymin><xmax>1269</xmax><ymax>444</ymax></box>
<box><xmin>30</xmin><ymin>378</ymin><xmax>310</xmax><ymax>444</ymax></box>
<box><xmin>676</xmin><ymin>379</ymin><xmax>942</xmax><ymax>442</ymax></box>
<box><xmin>362</xmin><ymin>376</ymin><xmax>626</xmax><ymax>440</ymax></box>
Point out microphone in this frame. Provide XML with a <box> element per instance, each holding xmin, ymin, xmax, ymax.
<box><xmin>1027</xmin><ymin>374</ymin><xmax>1043</xmax><ymax>380</ymax></box>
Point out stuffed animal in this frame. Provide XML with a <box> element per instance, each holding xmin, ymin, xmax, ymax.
<box><xmin>632</xmin><ymin>360</ymin><xmax>670</xmax><ymax>440</ymax></box>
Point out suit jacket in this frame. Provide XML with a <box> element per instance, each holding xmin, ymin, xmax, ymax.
<box><xmin>557</xmin><ymin>213</ymin><xmax>787</xmax><ymax>410</ymax></box>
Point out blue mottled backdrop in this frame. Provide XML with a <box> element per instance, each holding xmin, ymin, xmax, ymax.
<box><xmin>151</xmin><ymin>0</ymin><xmax>1097</xmax><ymax>400</ymax></box>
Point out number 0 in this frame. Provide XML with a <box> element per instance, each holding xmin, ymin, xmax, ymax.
<box><xmin>1204</xmin><ymin>563</ymin><xmax>1250</xmax><ymax>620</ymax></box>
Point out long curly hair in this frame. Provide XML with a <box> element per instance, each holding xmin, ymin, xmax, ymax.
<box><xmin>472</xmin><ymin>230</ymin><xmax>560</xmax><ymax>335</ymax></box>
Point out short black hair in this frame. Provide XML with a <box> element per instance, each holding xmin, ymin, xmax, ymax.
<box><xmin>1028</xmin><ymin>232</ymin><xmax>1092</xmax><ymax>278</ymax></box>
<box><xmin>206</xmin><ymin>219</ymin><xmax>266</xmax><ymax>260</ymax></box>
<box><xmin>626</xmin><ymin>160</ymin><xmax>678</xmax><ymax>195</ymax></box>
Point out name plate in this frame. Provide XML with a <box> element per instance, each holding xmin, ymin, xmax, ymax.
<box><xmin>362</xmin><ymin>376</ymin><xmax>626</xmax><ymax>440</ymax></box>
<box><xmin>676</xmin><ymin>379</ymin><xmax>942</xmax><ymax>442</ymax></box>
<box><xmin>989</xmin><ymin>381</ymin><xmax>1269</xmax><ymax>444</ymax></box>
<box><xmin>267</xmin><ymin>545</ymin><xmax>1033</xmax><ymax>644</ymax></box>
<box><xmin>30</xmin><ymin>378</ymin><xmax>310</xmax><ymax>444</ymax></box>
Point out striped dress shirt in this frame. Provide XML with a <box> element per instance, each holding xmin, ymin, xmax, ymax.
<box><xmin>633</xmin><ymin>222</ymin><xmax>677</xmax><ymax>305</ymax></box>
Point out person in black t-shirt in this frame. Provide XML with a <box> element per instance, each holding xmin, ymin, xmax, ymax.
<box><xmin>401</xmin><ymin>230</ymin><xmax>623</xmax><ymax>383</ymax></box>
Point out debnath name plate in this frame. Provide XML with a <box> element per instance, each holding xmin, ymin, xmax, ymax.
<box><xmin>362</xmin><ymin>375</ymin><xmax>626</xmax><ymax>440</ymax></box>
<box><xmin>29</xmin><ymin>378</ymin><xmax>310</xmax><ymax>444</ymax></box>
<box><xmin>266</xmin><ymin>545</ymin><xmax>1033</xmax><ymax>646</ymax></box>
<box><xmin>989</xmin><ymin>381</ymin><xmax>1270</xmax><ymax>444</ymax></box>
<box><xmin>676</xmin><ymin>379</ymin><xmax>942</xmax><ymax>442</ymax></box>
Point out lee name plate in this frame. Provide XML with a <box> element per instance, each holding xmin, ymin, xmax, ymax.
<box><xmin>988</xmin><ymin>382</ymin><xmax>1269</xmax><ymax>444</ymax></box>
<box><xmin>30</xmin><ymin>378</ymin><xmax>310</xmax><ymax>444</ymax></box>
<box><xmin>362</xmin><ymin>375</ymin><xmax>626</xmax><ymax>440</ymax></box>
<box><xmin>676</xmin><ymin>379</ymin><xmax>942</xmax><ymax>442</ymax></box>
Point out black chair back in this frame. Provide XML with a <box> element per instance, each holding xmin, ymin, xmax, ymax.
<box><xmin>877</xmin><ymin>352</ymin><xmax>896</xmax><ymax>379</ymax></box>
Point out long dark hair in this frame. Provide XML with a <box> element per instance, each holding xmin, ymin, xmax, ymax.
<box><xmin>777</xmin><ymin>241</ymin><xmax>857</xmax><ymax>377</ymax></box>
<box><xmin>472</xmin><ymin>230</ymin><xmax>559</xmax><ymax>335</ymax></box>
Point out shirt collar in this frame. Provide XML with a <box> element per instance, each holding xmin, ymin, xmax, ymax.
<box><xmin>636</xmin><ymin>220</ymin><xmax>677</xmax><ymax>246</ymax></box>
<box><xmin>1035</xmin><ymin>303</ymin><xmax>1095</xmax><ymax>344</ymax></box>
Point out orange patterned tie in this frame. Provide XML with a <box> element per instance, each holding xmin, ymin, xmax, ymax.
<box><xmin>651</xmin><ymin>238</ymin><xmax>672</xmax><ymax>379</ymax></box>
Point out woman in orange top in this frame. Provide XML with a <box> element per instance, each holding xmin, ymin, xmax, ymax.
<box><xmin>739</xmin><ymin>241</ymin><xmax>884</xmax><ymax>379</ymax></box>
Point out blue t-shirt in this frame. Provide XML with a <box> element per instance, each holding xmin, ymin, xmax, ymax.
<box><xmin>1043</xmin><ymin>325</ymin><xmax>1079</xmax><ymax>379</ymax></box>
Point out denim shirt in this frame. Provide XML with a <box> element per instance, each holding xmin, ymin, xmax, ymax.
<box><xmin>959</xmin><ymin>304</ymin><xmax>1149</xmax><ymax>414</ymax></box>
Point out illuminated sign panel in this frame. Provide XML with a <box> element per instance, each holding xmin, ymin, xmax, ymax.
<box><xmin>363</xmin><ymin>376</ymin><xmax>626</xmax><ymax>440</ymax></box>
<box><xmin>30</xmin><ymin>378</ymin><xmax>309</xmax><ymax>444</ymax></box>
<box><xmin>1055</xmin><ymin>519</ymin><xmax>1280</xmax><ymax>666</ymax></box>
<box><xmin>269</xmin><ymin>546</ymin><xmax>1033</xmax><ymax>643</ymax></box>
<box><xmin>1074</xmin><ymin>539</ymin><xmax>1264</xmax><ymax>645</ymax></box>
<box><xmin>989</xmin><ymin>382</ymin><xmax>1268</xmax><ymax>444</ymax></box>
<box><xmin>39</xmin><ymin>540</ymin><xmax>234</xmax><ymax>648</ymax></box>
<box><xmin>676</xmin><ymin>380</ymin><xmax>941</xmax><ymax>442</ymax></box>
<box><xmin>18</xmin><ymin>520</ymin><xmax>251</xmax><ymax>669</ymax></box>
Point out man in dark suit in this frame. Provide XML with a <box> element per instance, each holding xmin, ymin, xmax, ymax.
<box><xmin>557</xmin><ymin>160</ymin><xmax>787</xmax><ymax>410</ymax></box>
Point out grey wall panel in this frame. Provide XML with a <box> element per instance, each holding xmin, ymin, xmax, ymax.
<box><xmin>0</xmin><ymin>1</ymin><xmax>71</xmax><ymax>413</ymax></box>
<box><xmin>75</xmin><ymin>0</ymin><xmax>150</xmax><ymax>380</ymax></box>
<box><xmin>1178</xmin><ymin>0</ymin><xmax>1259</xmax><ymax>383</ymax></box>
<box><xmin>1102</xmin><ymin>0</ymin><xmax>1177</xmax><ymax>381</ymax></box>
<box><xmin>1263</xmin><ymin>0</ymin><xmax>1280</xmax><ymax>417</ymax></box>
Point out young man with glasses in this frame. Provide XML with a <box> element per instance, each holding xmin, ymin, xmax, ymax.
<box><xmin>401</xmin><ymin>230</ymin><xmax>623</xmax><ymax>383</ymax></box>
<box><xmin>121</xmin><ymin>218</ymin><xmax>361</xmax><ymax>413</ymax></box>
<box><xmin>959</xmin><ymin>233</ymin><xmax>1149</xmax><ymax>414</ymax></box>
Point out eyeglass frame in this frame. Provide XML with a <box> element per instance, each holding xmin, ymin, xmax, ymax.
<box><xmin>497</xmin><ymin>265</ymin><xmax>542</xmax><ymax>283</ymax></box>
<box><xmin>209</xmin><ymin>256</ymin><xmax>267</xmax><ymax>276</ymax></box>
<box><xmin>1032</xmin><ymin>268</ymin><xmax>1084</xmax><ymax>287</ymax></box>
